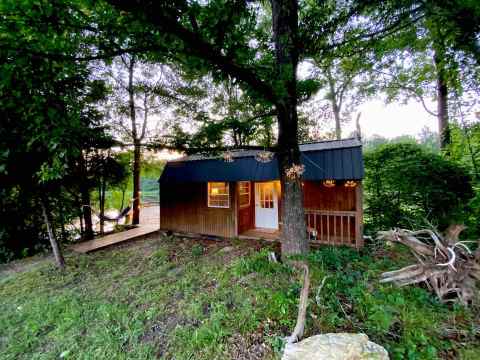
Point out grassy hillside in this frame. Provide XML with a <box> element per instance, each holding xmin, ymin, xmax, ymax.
<box><xmin>0</xmin><ymin>235</ymin><xmax>478</xmax><ymax>359</ymax></box>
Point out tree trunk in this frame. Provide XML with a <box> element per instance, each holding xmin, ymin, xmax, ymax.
<box><xmin>434</xmin><ymin>48</ymin><xmax>450</xmax><ymax>149</ymax></box>
<box><xmin>327</xmin><ymin>75</ymin><xmax>342</xmax><ymax>140</ymax></box>
<box><xmin>132</xmin><ymin>141</ymin><xmax>141</xmax><ymax>225</ymax></box>
<box><xmin>99</xmin><ymin>176</ymin><xmax>107</xmax><ymax>234</ymax></box>
<box><xmin>127</xmin><ymin>56</ymin><xmax>141</xmax><ymax>225</ymax></box>
<box><xmin>79</xmin><ymin>211</ymin><xmax>84</xmax><ymax>236</ymax></box>
<box><xmin>80</xmin><ymin>185</ymin><xmax>94</xmax><ymax>240</ymax></box>
<box><xmin>40</xmin><ymin>198</ymin><xmax>65</xmax><ymax>269</ymax></box>
<box><xmin>332</xmin><ymin>102</ymin><xmax>341</xmax><ymax>140</ymax></box>
<box><xmin>59</xmin><ymin>204</ymin><xmax>67</xmax><ymax>242</ymax></box>
<box><xmin>120</xmin><ymin>186</ymin><xmax>126</xmax><ymax>212</ymax></box>
<box><xmin>272</xmin><ymin>0</ymin><xmax>308</xmax><ymax>255</ymax></box>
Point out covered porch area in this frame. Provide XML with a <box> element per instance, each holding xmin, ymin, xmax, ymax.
<box><xmin>236</xmin><ymin>179</ymin><xmax>363</xmax><ymax>248</ymax></box>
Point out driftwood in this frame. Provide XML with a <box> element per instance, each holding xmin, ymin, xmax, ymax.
<box><xmin>378</xmin><ymin>225</ymin><xmax>480</xmax><ymax>305</ymax></box>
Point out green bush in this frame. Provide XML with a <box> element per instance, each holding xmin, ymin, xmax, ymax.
<box><xmin>363</xmin><ymin>143</ymin><xmax>473</xmax><ymax>233</ymax></box>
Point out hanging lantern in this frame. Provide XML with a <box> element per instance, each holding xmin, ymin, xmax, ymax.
<box><xmin>344</xmin><ymin>180</ymin><xmax>357</xmax><ymax>188</ymax></box>
<box><xmin>255</xmin><ymin>150</ymin><xmax>274</xmax><ymax>163</ymax></box>
<box><xmin>323</xmin><ymin>179</ymin><xmax>335</xmax><ymax>188</ymax></box>
<box><xmin>285</xmin><ymin>164</ymin><xmax>305</xmax><ymax>180</ymax></box>
<box><xmin>222</xmin><ymin>150</ymin><xmax>234</xmax><ymax>162</ymax></box>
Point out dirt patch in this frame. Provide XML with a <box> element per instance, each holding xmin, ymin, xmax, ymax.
<box><xmin>226</xmin><ymin>332</ymin><xmax>272</xmax><ymax>360</ymax></box>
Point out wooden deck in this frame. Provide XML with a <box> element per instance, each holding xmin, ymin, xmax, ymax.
<box><xmin>239</xmin><ymin>228</ymin><xmax>280</xmax><ymax>241</ymax></box>
<box><xmin>71</xmin><ymin>224</ymin><xmax>159</xmax><ymax>253</ymax></box>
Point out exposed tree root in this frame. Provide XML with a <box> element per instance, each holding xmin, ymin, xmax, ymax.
<box><xmin>286</xmin><ymin>261</ymin><xmax>310</xmax><ymax>344</ymax></box>
<box><xmin>378</xmin><ymin>225</ymin><xmax>480</xmax><ymax>306</ymax></box>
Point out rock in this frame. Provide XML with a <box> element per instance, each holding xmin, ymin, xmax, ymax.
<box><xmin>219</xmin><ymin>246</ymin><xmax>234</xmax><ymax>253</ymax></box>
<box><xmin>282</xmin><ymin>333</ymin><xmax>389</xmax><ymax>360</ymax></box>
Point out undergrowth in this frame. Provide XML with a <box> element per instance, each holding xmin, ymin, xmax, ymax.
<box><xmin>0</xmin><ymin>235</ymin><xmax>478</xmax><ymax>359</ymax></box>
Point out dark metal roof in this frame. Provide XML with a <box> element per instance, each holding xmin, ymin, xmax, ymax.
<box><xmin>160</xmin><ymin>139</ymin><xmax>363</xmax><ymax>183</ymax></box>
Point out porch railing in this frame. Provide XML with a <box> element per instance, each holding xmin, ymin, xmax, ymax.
<box><xmin>304</xmin><ymin>209</ymin><xmax>361</xmax><ymax>248</ymax></box>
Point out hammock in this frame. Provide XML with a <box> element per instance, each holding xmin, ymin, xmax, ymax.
<box><xmin>82</xmin><ymin>199</ymin><xmax>135</xmax><ymax>223</ymax></box>
<box><xmin>100</xmin><ymin>205</ymin><xmax>132</xmax><ymax>222</ymax></box>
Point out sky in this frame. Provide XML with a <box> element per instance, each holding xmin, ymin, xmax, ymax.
<box><xmin>345</xmin><ymin>98</ymin><xmax>438</xmax><ymax>138</ymax></box>
<box><xmin>154</xmin><ymin>98</ymin><xmax>439</xmax><ymax>160</ymax></box>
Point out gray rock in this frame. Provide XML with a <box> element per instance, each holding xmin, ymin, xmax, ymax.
<box><xmin>282</xmin><ymin>333</ymin><xmax>389</xmax><ymax>360</ymax></box>
<box><xmin>219</xmin><ymin>246</ymin><xmax>235</xmax><ymax>253</ymax></box>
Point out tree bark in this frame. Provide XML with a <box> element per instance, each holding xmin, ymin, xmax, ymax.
<box><xmin>327</xmin><ymin>73</ymin><xmax>342</xmax><ymax>140</ymax></box>
<box><xmin>40</xmin><ymin>198</ymin><xmax>65</xmax><ymax>269</ymax></box>
<box><xmin>80</xmin><ymin>185</ymin><xmax>94</xmax><ymax>240</ymax></box>
<box><xmin>332</xmin><ymin>101</ymin><xmax>341</xmax><ymax>140</ymax></box>
<box><xmin>127</xmin><ymin>56</ymin><xmax>141</xmax><ymax>225</ymax></box>
<box><xmin>99</xmin><ymin>175</ymin><xmax>106</xmax><ymax>234</ymax></box>
<box><xmin>272</xmin><ymin>0</ymin><xmax>308</xmax><ymax>255</ymax></box>
<box><xmin>132</xmin><ymin>140</ymin><xmax>141</xmax><ymax>224</ymax></box>
<box><xmin>434</xmin><ymin>48</ymin><xmax>450</xmax><ymax>149</ymax></box>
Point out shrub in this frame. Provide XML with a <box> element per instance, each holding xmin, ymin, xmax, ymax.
<box><xmin>363</xmin><ymin>143</ymin><xmax>473</xmax><ymax>233</ymax></box>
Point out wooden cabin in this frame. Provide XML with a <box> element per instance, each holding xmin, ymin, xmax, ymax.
<box><xmin>159</xmin><ymin>139</ymin><xmax>364</xmax><ymax>248</ymax></box>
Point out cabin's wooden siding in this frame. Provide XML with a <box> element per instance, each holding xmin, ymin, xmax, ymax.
<box><xmin>160</xmin><ymin>181</ymin><xmax>237</xmax><ymax>238</ymax></box>
<box><xmin>303</xmin><ymin>181</ymin><xmax>363</xmax><ymax>248</ymax></box>
<box><xmin>160</xmin><ymin>180</ymin><xmax>364</xmax><ymax>247</ymax></box>
<box><xmin>303</xmin><ymin>181</ymin><xmax>357</xmax><ymax>211</ymax></box>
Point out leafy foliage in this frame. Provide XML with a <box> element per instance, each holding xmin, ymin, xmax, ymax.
<box><xmin>0</xmin><ymin>0</ymin><xmax>112</xmax><ymax>261</ymax></box>
<box><xmin>364</xmin><ymin>143</ymin><xmax>473</xmax><ymax>232</ymax></box>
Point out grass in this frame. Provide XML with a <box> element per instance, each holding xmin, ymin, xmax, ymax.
<box><xmin>0</xmin><ymin>235</ymin><xmax>479</xmax><ymax>360</ymax></box>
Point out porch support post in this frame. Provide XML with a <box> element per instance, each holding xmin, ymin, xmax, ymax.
<box><xmin>355</xmin><ymin>182</ymin><xmax>364</xmax><ymax>248</ymax></box>
<box><xmin>232</xmin><ymin>181</ymin><xmax>239</xmax><ymax>237</ymax></box>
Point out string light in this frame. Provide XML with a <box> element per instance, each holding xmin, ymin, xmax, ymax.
<box><xmin>255</xmin><ymin>151</ymin><xmax>274</xmax><ymax>163</ymax></box>
<box><xmin>323</xmin><ymin>179</ymin><xmax>335</xmax><ymax>188</ymax></box>
<box><xmin>222</xmin><ymin>151</ymin><xmax>234</xmax><ymax>162</ymax></box>
<box><xmin>285</xmin><ymin>164</ymin><xmax>305</xmax><ymax>180</ymax></box>
<box><xmin>344</xmin><ymin>180</ymin><xmax>357</xmax><ymax>188</ymax></box>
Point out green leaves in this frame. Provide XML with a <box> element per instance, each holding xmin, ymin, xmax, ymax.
<box><xmin>364</xmin><ymin>142</ymin><xmax>473</xmax><ymax>232</ymax></box>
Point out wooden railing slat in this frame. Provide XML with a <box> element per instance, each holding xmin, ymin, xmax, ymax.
<box><xmin>305</xmin><ymin>209</ymin><xmax>357</xmax><ymax>246</ymax></box>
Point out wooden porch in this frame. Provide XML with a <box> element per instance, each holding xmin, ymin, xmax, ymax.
<box><xmin>238</xmin><ymin>209</ymin><xmax>362</xmax><ymax>248</ymax></box>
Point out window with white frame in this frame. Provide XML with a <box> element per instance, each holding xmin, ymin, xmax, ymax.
<box><xmin>238</xmin><ymin>181</ymin><xmax>250</xmax><ymax>208</ymax></box>
<box><xmin>207</xmin><ymin>182</ymin><xmax>230</xmax><ymax>208</ymax></box>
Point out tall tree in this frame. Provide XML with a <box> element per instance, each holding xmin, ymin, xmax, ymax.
<box><xmin>309</xmin><ymin>57</ymin><xmax>369</xmax><ymax>140</ymax></box>
<box><xmin>106</xmin><ymin>55</ymin><xmax>171</xmax><ymax>224</ymax></box>
<box><xmin>0</xmin><ymin>0</ymin><xmax>112</xmax><ymax>266</ymax></box>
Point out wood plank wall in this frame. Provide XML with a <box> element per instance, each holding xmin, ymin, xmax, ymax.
<box><xmin>160</xmin><ymin>180</ymin><xmax>363</xmax><ymax>246</ymax></box>
<box><xmin>303</xmin><ymin>181</ymin><xmax>357</xmax><ymax>211</ymax></box>
<box><xmin>160</xmin><ymin>181</ymin><xmax>237</xmax><ymax>238</ymax></box>
<box><xmin>303</xmin><ymin>181</ymin><xmax>363</xmax><ymax>248</ymax></box>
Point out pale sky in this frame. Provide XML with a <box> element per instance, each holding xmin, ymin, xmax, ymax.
<box><xmin>346</xmin><ymin>99</ymin><xmax>438</xmax><ymax>138</ymax></box>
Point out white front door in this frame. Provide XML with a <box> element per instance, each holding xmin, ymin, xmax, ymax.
<box><xmin>255</xmin><ymin>182</ymin><xmax>279</xmax><ymax>229</ymax></box>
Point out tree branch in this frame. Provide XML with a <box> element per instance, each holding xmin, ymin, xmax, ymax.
<box><xmin>106</xmin><ymin>0</ymin><xmax>276</xmax><ymax>103</ymax></box>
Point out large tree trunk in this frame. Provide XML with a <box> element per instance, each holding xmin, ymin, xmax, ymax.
<box><xmin>40</xmin><ymin>198</ymin><xmax>65</xmax><ymax>269</ymax></box>
<box><xmin>272</xmin><ymin>0</ymin><xmax>308</xmax><ymax>255</ymax></box>
<box><xmin>434</xmin><ymin>48</ymin><xmax>450</xmax><ymax>149</ymax></box>
<box><xmin>132</xmin><ymin>141</ymin><xmax>141</xmax><ymax>225</ymax></box>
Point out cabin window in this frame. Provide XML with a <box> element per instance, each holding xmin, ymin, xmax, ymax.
<box><xmin>238</xmin><ymin>181</ymin><xmax>250</xmax><ymax>208</ymax></box>
<box><xmin>207</xmin><ymin>182</ymin><xmax>230</xmax><ymax>208</ymax></box>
